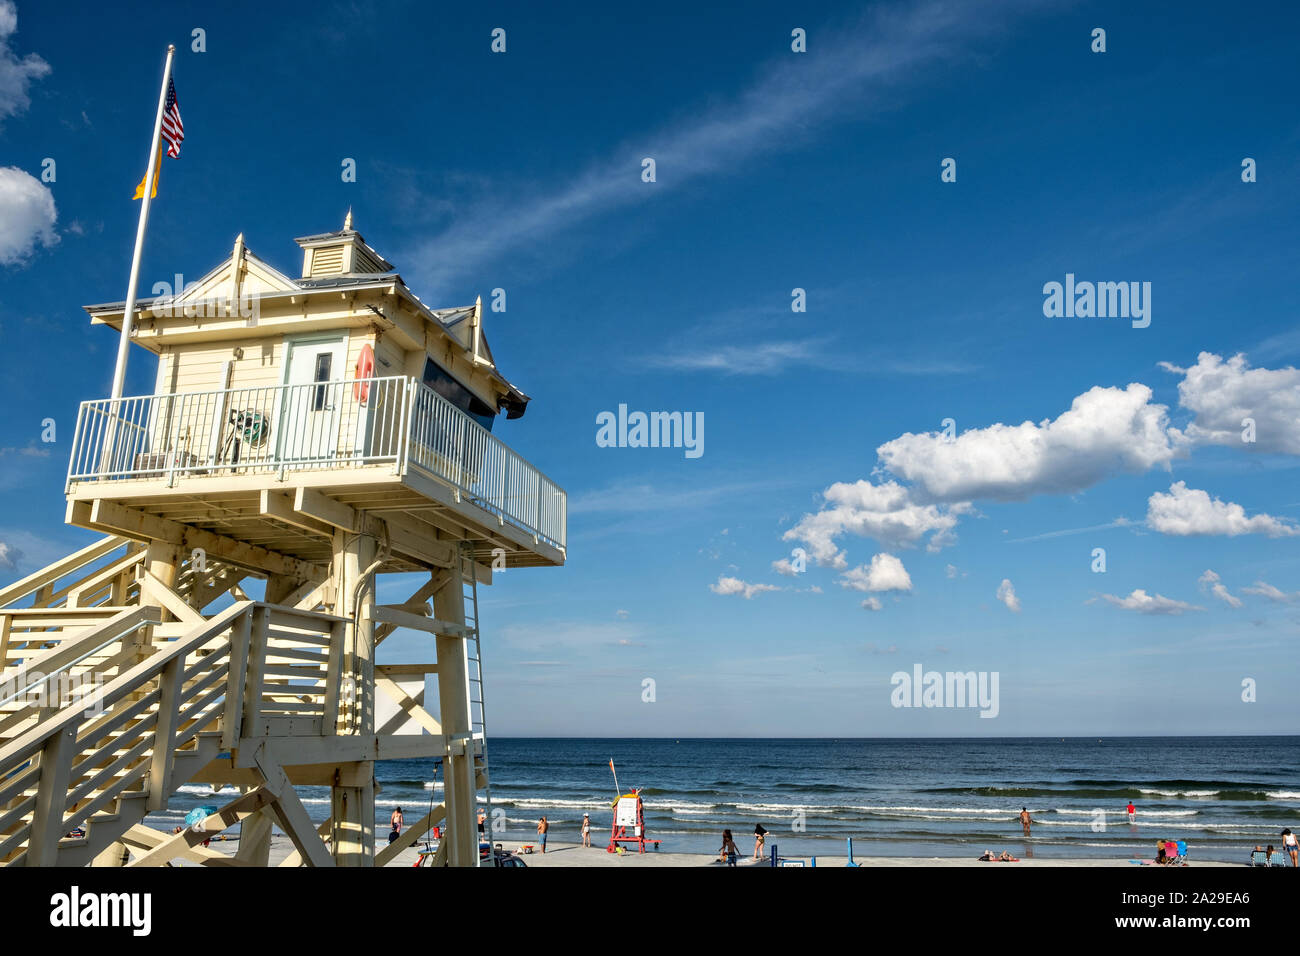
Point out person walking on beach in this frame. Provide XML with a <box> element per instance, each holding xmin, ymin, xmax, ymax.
<box><xmin>720</xmin><ymin>828</ymin><xmax>740</xmax><ymax>866</ymax></box>
<box><xmin>581</xmin><ymin>813</ymin><xmax>592</xmax><ymax>848</ymax></box>
<box><xmin>537</xmin><ymin>816</ymin><xmax>549</xmax><ymax>853</ymax></box>
<box><xmin>1126</xmin><ymin>801</ymin><xmax>1136</xmax><ymax>824</ymax></box>
<box><xmin>389</xmin><ymin>806</ymin><xmax>404</xmax><ymax>845</ymax></box>
<box><xmin>1283</xmin><ymin>828</ymin><xmax>1298</xmax><ymax>867</ymax></box>
<box><xmin>1019</xmin><ymin>807</ymin><xmax>1032</xmax><ymax>837</ymax></box>
<box><xmin>753</xmin><ymin>822</ymin><xmax>768</xmax><ymax>860</ymax></box>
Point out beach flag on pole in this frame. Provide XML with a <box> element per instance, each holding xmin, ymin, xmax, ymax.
<box><xmin>132</xmin><ymin>78</ymin><xmax>183</xmax><ymax>199</ymax></box>
<box><xmin>109</xmin><ymin>44</ymin><xmax>177</xmax><ymax>409</ymax></box>
<box><xmin>609</xmin><ymin>758</ymin><xmax>621</xmax><ymax>799</ymax></box>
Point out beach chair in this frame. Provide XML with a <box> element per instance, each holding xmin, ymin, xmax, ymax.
<box><xmin>1167</xmin><ymin>840</ymin><xmax>1188</xmax><ymax>865</ymax></box>
<box><xmin>1249</xmin><ymin>850</ymin><xmax>1268</xmax><ymax>867</ymax></box>
<box><xmin>1269</xmin><ymin>852</ymin><xmax>1289</xmax><ymax>867</ymax></box>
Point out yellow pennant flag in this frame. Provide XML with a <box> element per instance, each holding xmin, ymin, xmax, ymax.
<box><xmin>132</xmin><ymin>141</ymin><xmax>162</xmax><ymax>200</ymax></box>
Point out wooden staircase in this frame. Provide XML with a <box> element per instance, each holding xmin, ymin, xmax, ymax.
<box><xmin>0</xmin><ymin>536</ymin><xmax>355</xmax><ymax>866</ymax></box>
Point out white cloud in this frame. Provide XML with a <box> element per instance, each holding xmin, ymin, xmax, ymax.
<box><xmin>861</xmin><ymin>597</ymin><xmax>883</xmax><ymax>612</ymax></box>
<box><xmin>840</xmin><ymin>553</ymin><xmax>912</xmax><ymax>593</ymax></box>
<box><xmin>1146</xmin><ymin>481</ymin><xmax>1299</xmax><ymax>538</ymax></box>
<box><xmin>0</xmin><ymin>539</ymin><xmax>20</xmax><ymax>570</ymax></box>
<box><xmin>1165</xmin><ymin>352</ymin><xmax>1300</xmax><ymax>455</ymax></box>
<box><xmin>1197</xmin><ymin>570</ymin><xmax>1242</xmax><ymax>609</ymax></box>
<box><xmin>945</xmin><ymin>563</ymin><xmax>959</xmax><ymax>579</ymax></box>
<box><xmin>0</xmin><ymin>2</ymin><xmax>48</xmax><ymax>128</ymax></box>
<box><xmin>996</xmin><ymin>578</ymin><xmax>1021</xmax><ymax>613</ymax></box>
<box><xmin>615</xmin><ymin>609</ymin><xmax>630</xmax><ymax>620</ymax></box>
<box><xmin>876</xmin><ymin>384</ymin><xmax>1185</xmax><ymax>502</ymax></box>
<box><xmin>0</xmin><ymin>166</ymin><xmax>57</xmax><ymax>265</ymax></box>
<box><xmin>1240</xmin><ymin>581</ymin><xmax>1300</xmax><ymax>605</ymax></box>
<box><xmin>710</xmin><ymin>575</ymin><xmax>780</xmax><ymax>600</ymax></box>
<box><xmin>648</xmin><ymin>340</ymin><xmax>834</xmax><ymax>375</ymax></box>
<box><xmin>771</xmin><ymin>557</ymin><xmax>802</xmax><ymax>577</ymax></box>
<box><xmin>783</xmin><ymin>480</ymin><xmax>969</xmax><ymax>567</ymax></box>
<box><xmin>1097</xmin><ymin>589</ymin><xmax>1203</xmax><ymax>615</ymax></box>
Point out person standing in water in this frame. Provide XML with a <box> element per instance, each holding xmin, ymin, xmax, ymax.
<box><xmin>581</xmin><ymin>813</ymin><xmax>591</xmax><ymax>848</ymax></box>
<box><xmin>1126</xmin><ymin>801</ymin><xmax>1136</xmax><ymax>824</ymax></box>
<box><xmin>1019</xmin><ymin>807</ymin><xmax>1032</xmax><ymax>836</ymax></box>
<box><xmin>753</xmin><ymin>823</ymin><xmax>768</xmax><ymax>860</ymax></box>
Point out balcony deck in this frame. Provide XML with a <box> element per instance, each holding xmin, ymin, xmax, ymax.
<box><xmin>64</xmin><ymin>377</ymin><xmax>566</xmax><ymax>572</ymax></box>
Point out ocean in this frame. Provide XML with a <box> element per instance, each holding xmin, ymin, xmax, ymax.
<box><xmin>158</xmin><ymin>736</ymin><xmax>1300</xmax><ymax>863</ymax></box>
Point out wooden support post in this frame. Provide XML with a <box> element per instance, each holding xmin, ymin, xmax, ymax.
<box><xmin>221</xmin><ymin>609</ymin><xmax>252</xmax><ymax>749</ymax></box>
<box><xmin>234</xmin><ymin>807</ymin><xmax>274</xmax><ymax>867</ymax></box>
<box><xmin>434</xmin><ymin>570</ymin><xmax>477</xmax><ymax>867</ymax></box>
<box><xmin>28</xmin><ymin>724</ymin><xmax>77</xmax><ymax>866</ymax></box>
<box><xmin>146</xmin><ymin>656</ymin><xmax>183</xmax><ymax>810</ymax></box>
<box><xmin>330</xmin><ymin>529</ymin><xmax>377</xmax><ymax>865</ymax></box>
<box><xmin>141</xmin><ymin>541</ymin><xmax>181</xmax><ymax>624</ymax></box>
<box><xmin>239</xmin><ymin>606</ymin><xmax>269</xmax><ymax>735</ymax></box>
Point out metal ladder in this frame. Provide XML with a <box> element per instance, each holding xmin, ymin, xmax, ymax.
<box><xmin>459</xmin><ymin>545</ymin><xmax>494</xmax><ymax>866</ymax></box>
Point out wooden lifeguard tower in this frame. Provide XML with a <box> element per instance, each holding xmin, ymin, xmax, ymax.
<box><xmin>0</xmin><ymin>214</ymin><xmax>566</xmax><ymax>867</ymax></box>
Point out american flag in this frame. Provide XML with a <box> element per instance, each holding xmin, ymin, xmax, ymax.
<box><xmin>161</xmin><ymin>78</ymin><xmax>184</xmax><ymax>158</ymax></box>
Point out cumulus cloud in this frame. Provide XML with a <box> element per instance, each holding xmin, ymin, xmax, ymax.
<box><xmin>840</xmin><ymin>553</ymin><xmax>912</xmax><ymax>593</ymax></box>
<box><xmin>0</xmin><ymin>539</ymin><xmax>20</xmax><ymax>570</ymax></box>
<box><xmin>995</xmin><ymin>578</ymin><xmax>1021</xmax><ymax>613</ymax></box>
<box><xmin>861</xmin><ymin>597</ymin><xmax>883</xmax><ymax>612</ymax></box>
<box><xmin>1240</xmin><ymin>581</ymin><xmax>1300</xmax><ymax>605</ymax></box>
<box><xmin>1164</xmin><ymin>352</ymin><xmax>1300</xmax><ymax>455</ymax></box>
<box><xmin>0</xmin><ymin>2</ymin><xmax>48</xmax><ymax>128</ymax></box>
<box><xmin>1146</xmin><ymin>481</ymin><xmax>1299</xmax><ymax>538</ymax></box>
<box><xmin>0</xmin><ymin>166</ymin><xmax>57</xmax><ymax>265</ymax></box>
<box><xmin>1096</xmin><ymin>589</ymin><xmax>1203</xmax><ymax>615</ymax></box>
<box><xmin>771</xmin><ymin>556</ymin><xmax>802</xmax><ymax>577</ymax></box>
<box><xmin>876</xmin><ymin>384</ymin><xmax>1184</xmax><ymax>502</ymax></box>
<box><xmin>782</xmin><ymin>480</ymin><xmax>970</xmax><ymax>568</ymax></box>
<box><xmin>709</xmin><ymin>575</ymin><xmax>780</xmax><ymax>600</ymax></box>
<box><xmin>1197</xmin><ymin>570</ymin><xmax>1242</xmax><ymax>609</ymax></box>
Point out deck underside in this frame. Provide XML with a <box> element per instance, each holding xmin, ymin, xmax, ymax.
<box><xmin>66</xmin><ymin>463</ymin><xmax>564</xmax><ymax>575</ymax></box>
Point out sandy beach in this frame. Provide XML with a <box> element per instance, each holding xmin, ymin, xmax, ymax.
<box><xmin>199</xmin><ymin>834</ymin><xmax>1243</xmax><ymax>867</ymax></box>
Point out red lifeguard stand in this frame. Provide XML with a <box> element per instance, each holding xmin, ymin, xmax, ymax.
<box><xmin>606</xmin><ymin>789</ymin><xmax>652</xmax><ymax>853</ymax></box>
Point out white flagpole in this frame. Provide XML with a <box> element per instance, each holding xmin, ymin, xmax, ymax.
<box><xmin>109</xmin><ymin>43</ymin><xmax>175</xmax><ymax>403</ymax></box>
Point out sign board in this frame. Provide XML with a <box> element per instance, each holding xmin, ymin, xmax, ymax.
<box><xmin>615</xmin><ymin>796</ymin><xmax>638</xmax><ymax>827</ymax></box>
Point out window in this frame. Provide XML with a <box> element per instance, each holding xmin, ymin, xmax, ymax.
<box><xmin>312</xmin><ymin>352</ymin><xmax>332</xmax><ymax>411</ymax></box>
<box><xmin>421</xmin><ymin>358</ymin><xmax>495</xmax><ymax>432</ymax></box>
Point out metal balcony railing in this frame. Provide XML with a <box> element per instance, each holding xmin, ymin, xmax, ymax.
<box><xmin>65</xmin><ymin>376</ymin><xmax>567</xmax><ymax>552</ymax></box>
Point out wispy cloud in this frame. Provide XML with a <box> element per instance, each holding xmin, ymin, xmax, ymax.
<box><xmin>401</xmin><ymin>0</ymin><xmax>1049</xmax><ymax>293</ymax></box>
<box><xmin>570</xmin><ymin>478</ymin><xmax>794</xmax><ymax>515</ymax></box>
<box><xmin>643</xmin><ymin>339</ymin><xmax>980</xmax><ymax>377</ymax></box>
<box><xmin>1007</xmin><ymin>518</ymin><xmax>1133</xmax><ymax>543</ymax></box>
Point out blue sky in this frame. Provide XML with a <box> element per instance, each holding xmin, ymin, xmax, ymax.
<box><xmin>1</xmin><ymin>0</ymin><xmax>1298</xmax><ymax>736</ymax></box>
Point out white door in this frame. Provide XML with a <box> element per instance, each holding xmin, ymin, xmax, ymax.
<box><xmin>278</xmin><ymin>336</ymin><xmax>347</xmax><ymax>462</ymax></box>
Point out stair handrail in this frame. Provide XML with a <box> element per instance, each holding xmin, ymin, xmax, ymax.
<box><xmin>0</xmin><ymin>605</ymin><xmax>163</xmax><ymax>710</ymax></box>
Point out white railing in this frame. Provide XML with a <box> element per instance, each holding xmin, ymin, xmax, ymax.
<box><xmin>405</xmin><ymin>382</ymin><xmax>567</xmax><ymax>550</ymax></box>
<box><xmin>65</xmin><ymin>377</ymin><xmax>566</xmax><ymax>551</ymax></box>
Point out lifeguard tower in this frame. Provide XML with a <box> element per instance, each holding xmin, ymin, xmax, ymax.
<box><xmin>0</xmin><ymin>214</ymin><xmax>565</xmax><ymax>867</ymax></box>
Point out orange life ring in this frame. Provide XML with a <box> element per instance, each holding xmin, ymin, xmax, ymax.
<box><xmin>354</xmin><ymin>344</ymin><xmax>375</xmax><ymax>402</ymax></box>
